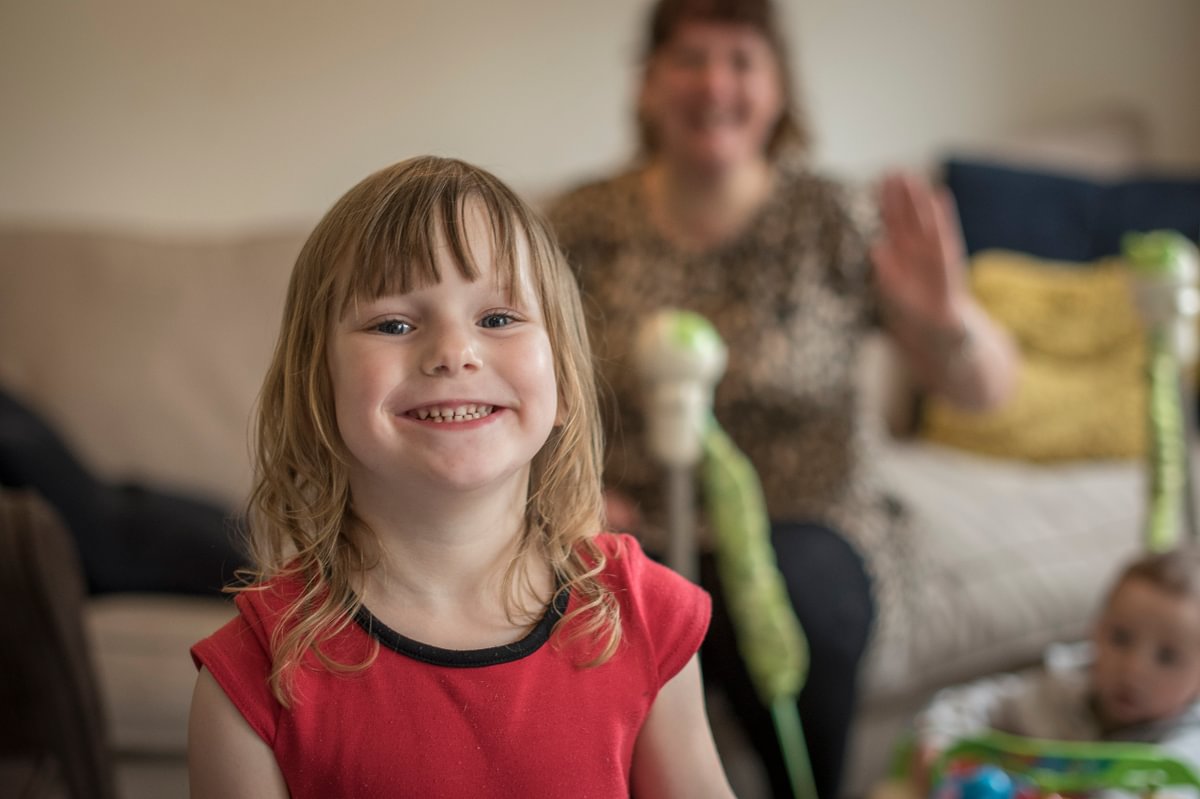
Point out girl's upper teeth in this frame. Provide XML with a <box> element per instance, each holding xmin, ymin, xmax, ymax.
<box><xmin>413</xmin><ymin>404</ymin><xmax>493</xmax><ymax>422</ymax></box>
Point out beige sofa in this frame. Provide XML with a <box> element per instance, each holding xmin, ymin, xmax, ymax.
<box><xmin>0</xmin><ymin>219</ymin><xmax>1159</xmax><ymax>798</ymax></box>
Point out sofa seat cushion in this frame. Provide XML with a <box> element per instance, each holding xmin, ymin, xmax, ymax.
<box><xmin>85</xmin><ymin>595</ymin><xmax>236</xmax><ymax>755</ymax></box>
<box><xmin>859</xmin><ymin>440</ymin><xmax>1145</xmax><ymax>710</ymax></box>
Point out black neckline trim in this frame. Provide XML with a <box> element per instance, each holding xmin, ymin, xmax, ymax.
<box><xmin>352</xmin><ymin>586</ymin><xmax>570</xmax><ymax>668</ymax></box>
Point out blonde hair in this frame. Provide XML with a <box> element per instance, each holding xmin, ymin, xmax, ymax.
<box><xmin>239</xmin><ymin>156</ymin><xmax>616</xmax><ymax>704</ymax></box>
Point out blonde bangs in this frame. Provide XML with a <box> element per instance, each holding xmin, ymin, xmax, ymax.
<box><xmin>332</xmin><ymin>163</ymin><xmax>531</xmax><ymax>321</ymax></box>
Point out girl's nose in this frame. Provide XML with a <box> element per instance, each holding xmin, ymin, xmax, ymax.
<box><xmin>421</xmin><ymin>326</ymin><xmax>482</xmax><ymax>376</ymax></box>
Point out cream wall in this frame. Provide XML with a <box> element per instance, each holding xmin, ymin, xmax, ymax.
<box><xmin>1</xmin><ymin>0</ymin><xmax>1198</xmax><ymax>232</ymax></box>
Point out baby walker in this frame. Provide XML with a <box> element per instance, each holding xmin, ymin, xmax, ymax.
<box><xmin>906</xmin><ymin>231</ymin><xmax>1200</xmax><ymax>799</ymax></box>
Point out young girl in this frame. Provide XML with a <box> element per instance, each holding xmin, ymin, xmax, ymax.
<box><xmin>187</xmin><ymin>156</ymin><xmax>733</xmax><ymax>798</ymax></box>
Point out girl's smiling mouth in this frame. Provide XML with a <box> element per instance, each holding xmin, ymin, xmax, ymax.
<box><xmin>405</xmin><ymin>403</ymin><xmax>496</xmax><ymax>423</ymax></box>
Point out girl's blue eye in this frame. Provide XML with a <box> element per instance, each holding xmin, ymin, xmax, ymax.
<box><xmin>375</xmin><ymin>319</ymin><xmax>412</xmax><ymax>336</ymax></box>
<box><xmin>480</xmin><ymin>313</ymin><xmax>516</xmax><ymax>329</ymax></box>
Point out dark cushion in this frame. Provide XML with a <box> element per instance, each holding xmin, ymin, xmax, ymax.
<box><xmin>943</xmin><ymin>159</ymin><xmax>1200</xmax><ymax>263</ymax></box>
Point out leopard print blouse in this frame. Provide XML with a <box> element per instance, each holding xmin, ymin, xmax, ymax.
<box><xmin>550</xmin><ymin>158</ymin><xmax>903</xmax><ymax>534</ymax></box>
<box><xmin>548</xmin><ymin>160</ymin><xmax>928</xmax><ymax>678</ymax></box>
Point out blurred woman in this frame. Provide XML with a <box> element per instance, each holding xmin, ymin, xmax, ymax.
<box><xmin>548</xmin><ymin>0</ymin><xmax>1017</xmax><ymax>795</ymax></box>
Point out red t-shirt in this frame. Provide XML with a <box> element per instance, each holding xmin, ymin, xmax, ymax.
<box><xmin>191</xmin><ymin>533</ymin><xmax>710</xmax><ymax>798</ymax></box>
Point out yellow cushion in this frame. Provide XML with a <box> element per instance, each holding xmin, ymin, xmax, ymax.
<box><xmin>922</xmin><ymin>250</ymin><xmax>1145</xmax><ymax>461</ymax></box>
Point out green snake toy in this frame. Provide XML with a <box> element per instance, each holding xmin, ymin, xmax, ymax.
<box><xmin>635</xmin><ymin>310</ymin><xmax>816</xmax><ymax>799</ymax></box>
<box><xmin>1123</xmin><ymin>230</ymin><xmax>1200</xmax><ymax>551</ymax></box>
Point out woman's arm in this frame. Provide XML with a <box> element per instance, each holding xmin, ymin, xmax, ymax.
<box><xmin>884</xmin><ymin>295</ymin><xmax>1018</xmax><ymax>412</ymax></box>
<box><xmin>871</xmin><ymin>171</ymin><xmax>1018</xmax><ymax>411</ymax></box>
<box><xmin>630</xmin><ymin>655</ymin><xmax>735</xmax><ymax>798</ymax></box>
<box><xmin>188</xmin><ymin>667</ymin><xmax>290</xmax><ymax>799</ymax></box>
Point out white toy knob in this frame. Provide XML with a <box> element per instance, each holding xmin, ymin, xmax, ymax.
<box><xmin>632</xmin><ymin>309</ymin><xmax>728</xmax><ymax>468</ymax></box>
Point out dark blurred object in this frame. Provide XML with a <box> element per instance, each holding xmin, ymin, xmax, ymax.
<box><xmin>0</xmin><ymin>488</ymin><xmax>118</xmax><ymax>799</ymax></box>
<box><xmin>0</xmin><ymin>387</ymin><xmax>244</xmax><ymax>595</ymax></box>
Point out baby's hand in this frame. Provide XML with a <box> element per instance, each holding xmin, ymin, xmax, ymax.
<box><xmin>910</xmin><ymin>742</ymin><xmax>941</xmax><ymax>798</ymax></box>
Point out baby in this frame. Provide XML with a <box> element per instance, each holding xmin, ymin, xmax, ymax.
<box><xmin>913</xmin><ymin>545</ymin><xmax>1200</xmax><ymax>787</ymax></box>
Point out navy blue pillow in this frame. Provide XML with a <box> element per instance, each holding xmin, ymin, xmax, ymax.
<box><xmin>1093</xmin><ymin>177</ymin><xmax>1200</xmax><ymax>258</ymax></box>
<box><xmin>943</xmin><ymin>158</ymin><xmax>1200</xmax><ymax>263</ymax></box>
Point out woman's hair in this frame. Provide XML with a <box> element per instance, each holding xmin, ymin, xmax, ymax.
<box><xmin>637</xmin><ymin>0</ymin><xmax>810</xmax><ymax>160</ymax></box>
<box><xmin>240</xmin><ymin>155</ymin><xmax>615</xmax><ymax>704</ymax></box>
<box><xmin>1107</xmin><ymin>544</ymin><xmax>1200</xmax><ymax>606</ymax></box>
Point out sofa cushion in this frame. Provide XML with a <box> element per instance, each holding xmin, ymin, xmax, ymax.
<box><xmin>922</xmin><ymin>251</ymin><xmax>1145</xmax><ymax>462</ymax></box>
<box><xmin>85</xmin><ymin>595</ymin><xmax>236</xmax><ymax>755</ymax></box>
<box><xmin>0</xmin><ymin>227</ymin><xmax>307</xmax><ymax>507</ymax></box>
<box><xmin>861</xmin><ymin>440</ymin><xmax>1144</xmax><ymax>708</ymax></box>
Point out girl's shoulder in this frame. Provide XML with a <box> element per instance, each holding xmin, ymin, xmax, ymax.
<box><xmin>191</xmin><ymin>570</ymin><xmax>316</xmax><ymax>677</ymax></box>
<box><xmin>589</xmin><ymin>533</ymin><xmax>711</xmax><ymax>682</ymax></box>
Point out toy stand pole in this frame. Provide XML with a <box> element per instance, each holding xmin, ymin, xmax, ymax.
<box><xmin>665</xmin><ymin>465</ymin><xmax>699</xmax><ymax>583</ymax></box>
<box><xmin>1125</xmin><ymin>231</ymin><xmax>1200</xmax><ymax>549</ymax></box>
<box><xmin>1179</xmin><ymin>368</ymin><xmax>1200</xmax><ymax>541</ymax></box>
<box><xmin>771</xmin><ymin>698</ymin><xmax>819</xmax><ymax>799</ymax></box>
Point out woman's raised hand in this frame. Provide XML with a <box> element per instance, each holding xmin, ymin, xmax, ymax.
<box><xmin>870</xmin><ymin>171</ymin><xmax>970</xmax><ymax>331</ymax></box>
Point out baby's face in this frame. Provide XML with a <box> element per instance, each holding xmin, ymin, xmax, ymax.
<box><xmin>1091</xmin><ymin>577</ymin><xmax>1200</xmax><ymax>729</ymax></box>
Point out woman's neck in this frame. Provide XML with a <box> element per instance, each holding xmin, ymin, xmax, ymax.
<box><xmin>644</xmin><ymin>155</ymin><xmax>774</xmax><ymax>252</ymax></box>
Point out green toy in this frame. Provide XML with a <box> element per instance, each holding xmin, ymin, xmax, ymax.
<box><xmin>1123</xmin><ymin>230</ymin><xmax>1200</xmax><ymax>551</ymax></box>
<box><xmin>702</xmin><ymin>418</ymin><xmax>815</xmax><ymax>799</ymax></box>
<box><xmin>633</xmin><ymin>309</ymin><xmax>815</xmax><ymax>799</ymax></box>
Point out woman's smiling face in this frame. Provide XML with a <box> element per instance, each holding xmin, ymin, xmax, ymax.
<box><xmin>640</xmin><ymin>19</ymin><xmax>784</xmax><ymax>175</ymax></box>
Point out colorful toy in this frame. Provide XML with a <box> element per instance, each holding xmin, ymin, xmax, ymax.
<box><xmin>633</xmin><ymin>309</ymin><xmax>815</xmax><ymax>799</ymax></box>
<box><xmin>1123</xmin><ymin>230</ymin><xmax>1200</xmax><ymax>550</ymax></box>
<box><xmin>930</xmin><ymin>731</ymin><xmax>1200</xmax><ymax>798</ymax></box>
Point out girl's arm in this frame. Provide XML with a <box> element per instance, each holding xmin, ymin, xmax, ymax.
<box><xmin>188</xmin><ymin>667</ymin><xmax>290</xmax><ymax>799</ymax></box>
<box><xmin>630</xmin><ymin>655</ymin><xmax>735</xmax><ymax>798</ymax></box>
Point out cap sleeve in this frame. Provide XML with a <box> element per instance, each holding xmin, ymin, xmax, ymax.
<box><xmin>190</xmin><ymin>589</ymin><xmax>282</xmax><ymax>746</ymax></box>
<box><xmin>600</xmin><ymin>533</ymin><xmax>711</xmax><ymax>687</ymax></box>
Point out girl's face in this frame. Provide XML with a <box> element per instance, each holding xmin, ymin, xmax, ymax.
<box><xmin>325</xmin><ymin>205</ymin><xmax>559</xmax><ymax>503</ymax></box>
<box><xmin>640</xmin><ymin>20</ymin><xmax>784</xmax><ymax>176</ymax></box>
<box><xmin>1091</xmin><ymin>577</ymin><xmax>1200</xmax><ymax>729</ymax></box>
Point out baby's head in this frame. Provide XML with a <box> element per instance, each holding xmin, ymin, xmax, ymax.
<box><xmin>1091</xmin><ymin>545</ymin><xmax>1200</xmax><ymax>729</ymax></box>
<box><xmin>252</xmin><ymin>155</ymin><xmax>603</xmax><ymax>566</ymax></box>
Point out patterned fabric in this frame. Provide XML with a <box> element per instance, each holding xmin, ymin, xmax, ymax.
<box><xmin>548</xmin><ymin>160</ymin><xmax>914</xmax><ymax>658</ymax></box>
